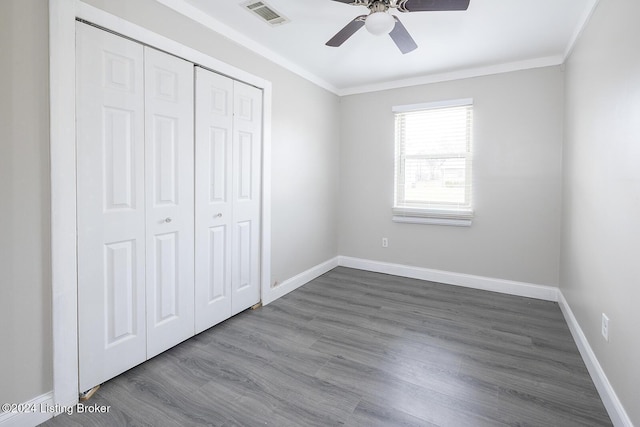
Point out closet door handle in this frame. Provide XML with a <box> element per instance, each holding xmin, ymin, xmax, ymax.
<box><xmin>164</xmin><ymin>217</ymin><xmax>172</xmax><ymax>223</ymax></box>
<box><xmin>214</xmin><ymin>213</ymin><xmax>222</xmax><ymax>218</ymax></box>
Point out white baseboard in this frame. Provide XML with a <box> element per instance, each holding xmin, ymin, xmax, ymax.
<box><xmin>338</xmin><ymin>256</ymin><xmax>559</xmax><ymax>301</ymax></box>
<box><xmin>0</xmin><ymin>392</ymin><xmax>54</xmax><ymax>427</ymax></box>
<box><xmin>262</xmin><ymin>256</ymin><xmax>340</xmax><ymax>305</ymax></box>
<box><xmin>558</xmin><ymin>292</ymin><xmax>633</xmax><ymax>427</ymax></box>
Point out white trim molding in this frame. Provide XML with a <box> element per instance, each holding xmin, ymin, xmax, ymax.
<box><xmin>0</xmin><ymin>392</ymin><xmax>54</xmax><ymax>427</ymax></box>
<box><xmin>263</xmin><ymin>255</ymin><xmax>559</xmax><ymax>305</ymax></box>
<box><xmin>338</xmin><ymin>256</ymin><xmax>559</xmax><ymax>301</ymax></box>
<box><xmin>563</xmin><ymin>0</ymin><xmax>600</xmax><ymax>61</ymax></box>
<box><xmin>262</xmin><ymin>257</ymin><xmax>340</xmax><ymax>305</ymax></box>
<box><xmin>392</xmin><ymin>216</ymin><xmax>472</xmax><ymax>227</ymax></box>
<box><xmin>49</xmin><ymin>0</ymin><xmax>80</xmax><ymax>410</ymax></box>
<box><xmin>557</xmin><ymin>292</ymin><xmax>633</xmax><ymax>427</ymax></box>
<box><xmin>338</xmin><ymin>55</ymin><xmax>564</xmax><ymax>96</ymax></box>
<box><xmin>49</xmin><ymin>0</ymin><xmax>272</xmax><ymax>411</ymax></box>
<box><xmin>392</xmin><ymin>97</ymin><xmax>474</xmax><ymax>113</ymax></box>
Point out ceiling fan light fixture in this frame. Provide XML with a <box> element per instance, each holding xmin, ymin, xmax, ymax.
<box><xmin>365</xmin><ymin>11</ymin><xmax>395</xmax><ymax>36</ymax></box>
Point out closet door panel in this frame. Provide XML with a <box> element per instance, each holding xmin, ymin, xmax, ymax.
<box><xmin>195</xmin><ymin>67</ymin><xmax>234</xmax><ymax>333</ymax></box>
<box><xmin>231</xmin><ymin>81</ymin><xmax>262</xmax><ymax>315</ymax></box>
<box><xmin>76</xmin><ymin>22</ymin><xmax>146</xmax><ymax>392</ymax></box>
<box><xmin>144</xmin><ymin>47</ymin><xmax>195</xmax><ymax>358</ymax></box>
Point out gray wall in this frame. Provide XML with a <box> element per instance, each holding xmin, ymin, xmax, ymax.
<box><xmin>0</xmin><ymin>0</ymin><xmax>52</xmax><ymax>405</ymax></box>
<box><xmin>338</xmin><ymin>67</ymin><xmax>564</xmax><ymax>286</ymax></box>
<box><xmin>562</xmin><ymin>0</ymin><xmax>640</xmax><ymax>423</ymax></box>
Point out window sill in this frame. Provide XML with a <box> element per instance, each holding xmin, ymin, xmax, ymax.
<box><xmin>392</xmin><ymin>207</ymin><xmax>473</xmax><ymax>227</ymax></box>
<box><xmin>392</xmin><ymin>216</ymin><xmax>472</xmax><ymax>226</ymax></box>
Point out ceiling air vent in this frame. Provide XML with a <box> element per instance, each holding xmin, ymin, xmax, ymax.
<box><xmin>242</xmin><ymin>0</ymin><xmax>289</xmax><ymax>26</ymax></box>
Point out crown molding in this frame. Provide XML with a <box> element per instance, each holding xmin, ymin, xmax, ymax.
<box><xmin>157</xmin><ymin>0</ymin><xmax>597</xmax><ymax>97</ymax></box>
<box><xmin>337</xmin><ymin>55</ymin><xmax>564</xmax><ymax>96</ymax></box>
<box><xmin>563</xmin><ymin>0</ymin><xmax>599</xmax><ymax>61</ymax></box>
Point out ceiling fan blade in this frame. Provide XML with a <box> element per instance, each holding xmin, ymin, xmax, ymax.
<box><xmin>398</xmin><ymin>0</ymin><xmax>470</xmax><ymax>12</ymax></box>
<box><xmin>389</xmin><ymin>16</ymin><xmax>417</xmax><ymax>54</ymax></box>
<box><xmin>326</xmin><ymin>15</ymin><xmax>366</xmax><ymax>47</ymax></box>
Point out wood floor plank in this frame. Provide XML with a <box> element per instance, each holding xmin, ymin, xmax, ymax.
<box><xmin>41</xmin><ymin>266</ymin><xmax>612</xmax><ymax>426</ymax></box>
<box><xmin>315</xmin><ymin>355</ymin><xmax>504</xmax><ymax>426</ymax></box>
<box><xmin>347</xmin><ymin>399</ymin><xmax>439</xmax><ymax>427</ymax></box>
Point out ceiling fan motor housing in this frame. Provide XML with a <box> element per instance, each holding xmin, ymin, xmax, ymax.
<box><xmin>369</xmin><ymin>1</ymin><xmax>390</xmax><ymax>13</ymax></box>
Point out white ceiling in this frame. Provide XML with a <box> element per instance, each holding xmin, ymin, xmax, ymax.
<box><xmin>160</xmin><ymin>0</ymin><xmax>597</xmax><ymax>95</ymax></box>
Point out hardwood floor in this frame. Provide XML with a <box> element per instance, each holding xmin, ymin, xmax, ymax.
<box><xmin>42</xmin><ymin>267</ymin><xmax>612</xmax><ymax>426</ymax></box>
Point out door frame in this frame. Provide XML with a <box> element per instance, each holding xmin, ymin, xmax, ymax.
<box><xmin>49</xmin><ymin>0</ymin><xmax>272</xmax><ymax>407</ymax></box>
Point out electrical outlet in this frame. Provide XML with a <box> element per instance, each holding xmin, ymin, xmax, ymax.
<box><xmin>601</xmin><ymin>313</ymin><xmax>609</xmax><ymax>342</ymax></box>
<box><xmin>382</xmin><ymin>237</ymin><xmax>389</xmax><ymax>248</ymax></box>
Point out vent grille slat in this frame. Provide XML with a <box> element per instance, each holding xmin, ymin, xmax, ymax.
<box><xmin>254</xmin><ymin>6</ymin><xmax>280</xmax><ymax>21</ymax></box>
<box><xmin>242</xmin><ymin>0</ymin><xmax>289</xmax><ymax>26</ymax></box>
<box><xmin>246</xmin><ymin>2</ymin><xmax>264</xmax><ymax>10</ymax></box>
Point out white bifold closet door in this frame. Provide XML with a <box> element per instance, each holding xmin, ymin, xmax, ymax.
<box><xmin>76</xmin><ymin>22</ymin><xmax>194</xmax><ymax>391</ymax></box>
<box><xmin>143</xmin><ymin>47</ymin><xmax>195</xmax><ymax>359</ymax></box>
<box><xmin>194</xmin><ymin>67</ymin><xmax>262</xmax><ymax>333</ymax></box>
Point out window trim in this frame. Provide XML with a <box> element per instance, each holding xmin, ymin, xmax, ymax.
<box><xmin>393</xmin><ymin>98</ymin><xmax>474</xmax><ymax>226</ymax></box>
<box><xmin>391</xmin><ymin>98</ymin><xmax>473</xmax><ymax>114</ymax></box>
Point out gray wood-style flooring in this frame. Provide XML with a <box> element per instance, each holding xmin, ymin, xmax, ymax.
<box><xmin>42</xmin><ymin>267</ymin><xmax>612</xmax><ymax>426</ymax></box>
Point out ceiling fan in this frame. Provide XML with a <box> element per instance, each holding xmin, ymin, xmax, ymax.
<box><xmin>326</xmin><ymin>0</ymin><xmax>470</xmax><ymax>54</ymax></box>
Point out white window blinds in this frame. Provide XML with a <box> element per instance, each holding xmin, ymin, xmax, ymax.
<box><xmin>393</xmin><ymin>99</ymin><xmax>473</xmax><ymax>225</ymax></box>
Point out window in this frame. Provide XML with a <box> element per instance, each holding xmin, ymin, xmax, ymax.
<box><xmin>393</xmin><ymin>99</ymin><xmax>473</xmax><ymax>226</ymax></box>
